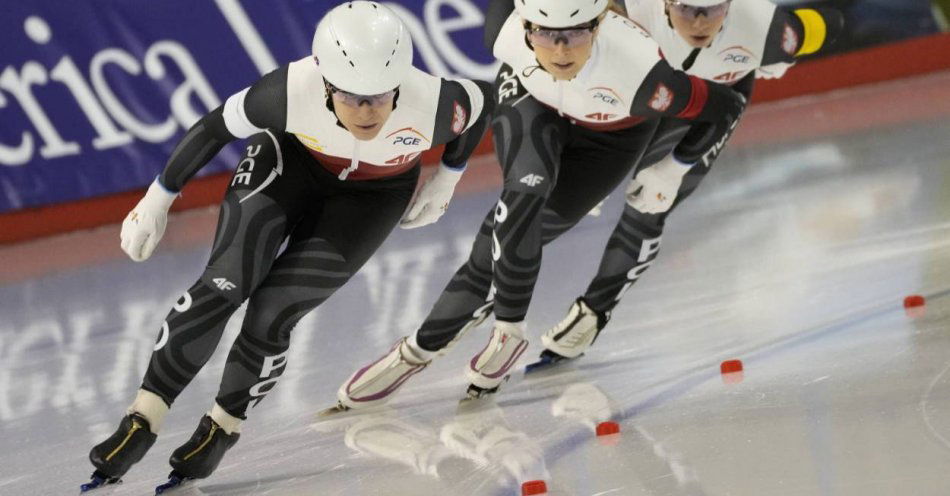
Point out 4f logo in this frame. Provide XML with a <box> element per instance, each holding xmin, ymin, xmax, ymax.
<box><xmin>387</xmin><ymin>152</ymin><xmax>421</xmax><ymax>166</ymax></box>
<box><xmin>585</xmin><ymin>112</ymin><xmax>617</xmax><ymax>121</ymax></box>
<box><xmin>714</xmin><ymin>71</ymin><xmax>746</xmax><ymax>82</ymax></box>
<box><xmin>520</xmin><ymin>174</ymin><xmax>544</xmax><ymax>187</ymax></box>
<box><xmin>213</xmin><ymin>278</ymin><xmax>236</xmax><ymax>291</ymax></box>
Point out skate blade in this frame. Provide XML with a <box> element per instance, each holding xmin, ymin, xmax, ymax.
<box><xmin>461</xmin><ymin>375</ymin><xmax>510</xmax><ymax>402</ymax></box>
<box><xmin>79</xmin><ymin>475</ymin><xmax>121</xmax><ymax>493</ymax></box>
<box><xmin>154</xmin><ymin>474</ymin><xmax>195</xmax><ymax>494</ymax></box>
<box><xmin>524</xmin><ymin>352</ymin><xmax>583</xmax><ymax>374</ymax></box>
<box><xmin>316</xmin><ymin>403</ymin><xmax>351</xmax><ymax>418</ymax></box>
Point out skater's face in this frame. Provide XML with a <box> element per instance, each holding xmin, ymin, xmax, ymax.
<box><xmin>327</xmin><ymin>83</ymin><xmax>397</xmax><ymax>141</ymax></box>
<box><xmin>526</xmin><ymin>16</ymin><xmax>603</xmax><ymax>81</ymax></box>
<box><xmin>666</xmin><ymin>0</ymin><xmax>730</xmax><ymax>48</ymax></box>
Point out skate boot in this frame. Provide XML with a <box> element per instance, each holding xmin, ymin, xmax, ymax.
<box><xmin>527</xmin><ymin>298</ymin><xmax>608</xmax><ymax>373</ymax></box>
<box><xmin>465</xmin><ymin>321</ymin><xmax>528</xmax><ymax>399</ymax></box>
<box><xmin>334</xmin><ymin>337</ymin><xmax>430</xmax><ymax>412</ymax></box>
<box><xmin>155</xmin><ymin>415</ymin><xmax>240</xmax><ymax>493</ymax></box>
<box><xmin>82</xmin><ymin>413</ymin><xmax>158</xmax><ymax>492</ymax></box>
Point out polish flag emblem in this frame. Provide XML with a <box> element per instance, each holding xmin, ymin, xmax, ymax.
<box><xmin>451</xmin><ymin>101</ymin><xmax>467</xmax><ymax>135</ymax></box>
<box><xmin>782</xmin><ymin>24</ymin><xmax>799</xmax><ymax>55</ymax></box>
<box><xmin>648</xmin><ymin>83</ymin><xmax>673</xmax><ymax>112</ymax></box>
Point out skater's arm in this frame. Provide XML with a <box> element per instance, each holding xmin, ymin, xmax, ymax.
<box><xmin>433</xmin><ymin>79</ymin><xmax>495</xmax><ymax>169</ymax></box>
<box><xmin>762</xmin><ymin>7</ymin><xmax>844</xmax><ymax>64</ymax></box>
<box><xmin>484</xmin><ymin>0</ymin><xmax>516</xmax><ymax>50</ymax></box>
<box><xmin>630</xmin><ymin>60</ymin><xmax>745</xmax><ymax>124</ymax></box>
<box><xmin>630</xmin><ymin>61</ymin><xmax>746</xmax><ymax>165</ymax></box>
<box><xmin>670</xmin><ymin>71</ymin><xmax>754</xmax><ymax>166</ymax></box>
<box><xmin>158</xmin><ymin>66</ymin><xmax>288</xmax><ymax>192</ymax></box>
<box><xmin>400</xmin><ymin>79</ymin><xmax>495</xmax><ymax>229</ymax></box>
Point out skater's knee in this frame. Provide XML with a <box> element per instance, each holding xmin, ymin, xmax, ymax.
<box><xmin>242</xmin><ymin>287</ymin><xmax>327</xmax><ymax>346</ymax></box>
<box><xmin>202</xmin><ymin>195</ymin><xmax>288</xmax><ymax>305</ymax></box>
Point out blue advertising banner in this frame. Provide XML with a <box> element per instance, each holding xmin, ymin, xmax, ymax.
<box><xmin>0</xmin><ymin>0</ymin><xmax>941</xmax><ymax>213</ymax></box>
<box><xmin>0</xmin><ymin>0</ymin><xmax>496</xmax><ymax>212</ymax></box>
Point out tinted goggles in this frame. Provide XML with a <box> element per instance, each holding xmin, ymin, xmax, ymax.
<box><xmin>667</xmin><ymin>0</ymin><xmax>731</xmax><ymax>20</ymax></box>
<box><xmin>525</xmin><ymin>19</ymin><xmax>599</xmax><ymax>49</ymax></box>
<box><xmin>326</xmin><ymin>81</ymin><xmax>397</xmax><ymax>107</ymax></box>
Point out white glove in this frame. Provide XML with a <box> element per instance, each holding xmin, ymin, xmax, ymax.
<box><xmin>587</xmin><ymin>198</ymin><xmax>606</xmax><ymax>217</ymax></box>
<box><xmin>120</xmin><ymin>178</ymin><xmax>178</xmax><ymax>262</ymax></box>
<box><xmin>400</xmin><ymin>163</ymin><xmax>464</xmax><ymax>229</ymax></box>
<box><xmin>626</xmin><ymin>155</ymin><xmax>693</xmax><ymax>214</ymax></box>
<box><xmin>757</xmin><ymin>62</ymin><xmax>795</xmax><ymax>80</ymax></box>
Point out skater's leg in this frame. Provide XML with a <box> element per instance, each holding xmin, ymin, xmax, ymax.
<box><xmin>536</xmin><ymin>119</ymin><xmax>709</xmax><ymax>363</ymax></box>
<box><xmin>211</xmin><ymin>170</ymin><xmax>417</xmax><ymax>422</ymax></box>
<box><xmin>414</xmin><ymin>208</ymin><xmax>496</xmax><ymax>352</ymax></box>
<box><xmin>163</xmin><ymin>169</ymin><xmax>416</xmax><ymax>481</ymax></box>
<box><xmin>583</xmin><ymin>120</ymin><xmax>709</xmax><ymax>314</ymax></box>
<box><xmin>534</xmin><ymin>121</ymin><xmax>691</xmax><ymax>364</ymax></box>
<box><xmin>87</xmin><ymin>132</ymin><xmax>309</xmax><ymax>484</ymax></box>
<box><xmin>138</xmin><ymin>131</ymin><xmax>309</xmax><ymax>423</ymax></box>
<box><xmin>340</xmin><ymin>69</ymin><xmax>571</xmax><ymax>406</ymax></box>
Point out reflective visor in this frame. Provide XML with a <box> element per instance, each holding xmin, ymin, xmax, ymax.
<box><xmin>667</xmin><ymin>0</ymin><xmax>731</xmax><ymax>20</ymax></box>
<box><xmin>327</xmin><ymin>82</ymin><xmax>397</xmax><ymax>107</ymax></box>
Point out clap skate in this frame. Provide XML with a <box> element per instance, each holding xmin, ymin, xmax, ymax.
<box><xmin>463</xmin><ymin>321</ymin><xmax>528</xmax><ymax>400</ymax></box>
<box><xmin>154</xmin><ymin>415</ymin><xmax>239</xmax><ymax>494</ymax></box>
<box><xmin>322</xmin><ymin>337</ymin><xmax>429</xmax><ymax>417</ymax></box>
<box><xmin>81</xmin><ymin>413</ymin><xmax>157</xmax><ymax>492</ymax></box>
<box><xmin>525</xmin><ymin>298</ymin><xmax>608</xmax><ymax>374</ymax></box>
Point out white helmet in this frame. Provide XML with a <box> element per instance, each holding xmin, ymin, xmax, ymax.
<box><xmin>671</xmin><ymin>0</ymin><xmax>730</xmax><ymax>6</ymax></box>
<box><xmin>312</xmin><ymin>1</ymin><xmax>413</xmax><ymax>95</ymax></box>
<box><xmin>515</xmin><ymin>0</ymin><xmax>609</xmax><ymax>28</ymax></box>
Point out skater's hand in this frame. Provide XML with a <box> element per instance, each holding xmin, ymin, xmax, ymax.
<box><xmin>400</xmin><ymin>163</ymin><xmax>464</xmax><ymax>229</ymax></box>
<box><xmin>757</xmin><ymin>62</ymin><xmax>794</xmax><ymax>79</ymax></box>
<box><xmin>626</xmin><ymin>155</ymin><xmax>693</xmax><ymax>214</ymax></box>
<box><xmin>120</xmin><ymin>178</ymin><xmax>177</xmax><ymax>262</ymax></box>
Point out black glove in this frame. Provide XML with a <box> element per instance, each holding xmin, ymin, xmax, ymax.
<box><xmin>674</xmin><ymin>81</ymin><xmax>747</xmax><ymax>166</ymax></box>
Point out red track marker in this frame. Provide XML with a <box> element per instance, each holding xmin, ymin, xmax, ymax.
<box><xmin>721</xmin><ymin>359</ymin><xmax>744</xmax><ymax>384</ymax></box>
<box><xmin>522</xmin><ymin>480</ymin><xmax>548</xmax><ymax>495</ymax></box>
<box><xmin>596</xmin><ymin>421</ymin><xmax>620</xmax><ymax>436</ymax></box>
<box><xmin>904</xmin><ymin>295</ymin><xmax>926</xmax><ymax>318</ymax></box>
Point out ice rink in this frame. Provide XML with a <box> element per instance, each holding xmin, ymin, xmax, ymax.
<box><xmin>2</xmin><ymin>71</ymin><xmax>950</xmax><ymax>495</ymax></box>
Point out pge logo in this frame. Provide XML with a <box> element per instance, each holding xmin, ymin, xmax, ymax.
<box><xmin>718</xmin><ymin>47</ymin><xmax>756</xmax><ymax>65</ymax></box>
<box><xmin>724</xmin><ymin>53</ymin><xmax>751</xmax><ymax>64</ymax></box>
<box><xmin>386</xmin><ymin>127</ymin><xmax>430</xmax><ymax>148</ymax></box>
<box><xmin>593</xmin><ymin>92</ymin><xmax>619</xmax><ymax>106</ymax></box>
<box><xmin>590</xmin><ymin>87</ymin><xmax>623</xmax><ymax>107</ymax></box>
<box><xmin>498</xmin><ymin>68</ymin><xmax>521</xmax><ymax>103</ymax></box>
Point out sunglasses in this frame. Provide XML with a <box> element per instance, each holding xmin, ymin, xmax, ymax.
<box><xmin>666</xmin><ymin>0</ymin><xmax>731</xmax><ymax>20</ymax></box>
<box><xmin>525</xmin><ymin>19</ymin><xmax>599</xmax><ymax>49</ymax></box>
<box><xmin>326</xmin><ymin>81</ymin><xmax>397</xmax><ymax>107</ymax></box>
